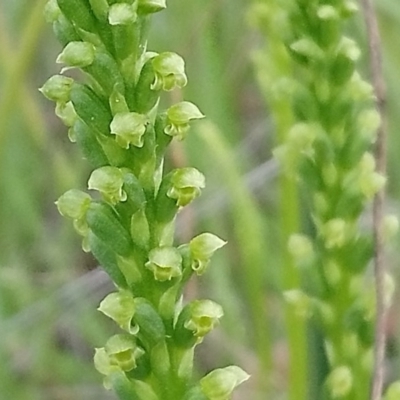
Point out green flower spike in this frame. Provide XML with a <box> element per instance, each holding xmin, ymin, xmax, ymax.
<box><xmin>110</xmin><ymin>112</ymin><xmax>148</xmax><ymax>148</ymax></box>
<box><xmin>40</xmin><ymin>75</ymin><xmax>74</xmax><ymax>103</ymax></box>
<box><xmin>104</xmin><ymin>334</ymin><xmax>145</xmax><ymax>372</ymax></box>
<box><xmin>108</xmin><ymin>3</ymin><xmax>138</xmax><ymax>25</ymax></box>
<box><xmin>151</xmin><ymin>52</ymin><xmax>188</xmax><ymax>91</ymax></box>
<box><xmin>145</xmin><ymin>247</ymin><xmax>182</xmax><ymax>282</ymax></box>
<box><xmin>200</xmin><ymin>365</ymin><xmax>250</xmax><ymax>400</ymax></box>
<box><xmin>98</xmin><ymin>290</ymin><xmax>137</xmax><ymax>334</ymax></box>
<box><xmin>88</xmin><ymin>166</ymin><xmax>127</xmax><ymax>204</ymax></box>
<box><xmin>56</xmin><ymin>41</ymin><xmax>96</xmax><ymax>70</ymax></box>
<box><xmin>167</xmin><ymin>167</ymin><xmax>206</xmax><ymax>207</ymax></box>
<box><xmin>184</xmin><ymin>299</ymin><xmax>224</xmax><ymax>338</ymax></box>
<box><xmin>164</xmin><ymin>101</ymin><xmax>205</xmax><ymax>140</ymax></box>
<box><xmin>189</xmin><ymin>233</ymin><xmax>226</xmax><ymax>275</ymax></box>
<box><xmin>138</xmin><ymin>0</ymin><xmax>166</xmax><ymax>14</ymax></box>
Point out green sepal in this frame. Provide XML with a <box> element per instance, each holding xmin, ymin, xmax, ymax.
<box><xmin>110</xmin><ymin>86</ymin><xmax>130</xmax><ymax>115</ymax></box>
<box><xmin>70</xmin><ymin>83</ymin><xmax>112</xmax><ymax>136</ymax></box>
<box><xmin>138</xmin><ymin>0</ymin><xmax>166</xmax><ymax>14</ymax></box>
<box><xmin>86</xmin><ymin>201</ymin><xmax>133</xmax><ymax>256</ymax></box>
<box><xmin>56</xmin><ymin>41</ymin><xmax>96</xmax><ymax>70</ymax></box>
<box><xmin>200</xmin><ymin>365</ymin><xmax>250</xmax><ymax>400</ymax></box>
<box><xmin>134</xmin><ymin>56</ymin><xmax>160</xmax><ymax>114</ymax></box>
<box><xmin>133</xmin><ymin>297</ymin><xmax>166</xmax><ymax>347</ymax></box>
<box><xmin>74</xmin><ymin>119</ymin><xmax>109</xmax><ymax>168</ymax></box>
<box><xmin>84</xmin><ymin>49</ymin><xmax>125</xmax><ymax>96</ymax></box>
<box><xmin>150</xmin><ymin>341</ymin><xmax>170</xmax><ymax>383</ymax></box>
<box><xmin>88</xmin><ymin>231</ymin><xmax>128</xmax><ymax>288</ymax></box>
<box><xmin>40</xmin><ymin>75</ymin><xmax>74</xmax><ymax>103</ymax></box>
<box><xmin>130</xmin><ymin>379</ymin><xmax>159</xmax><ymax>400</ymax></box>
<box><xmin>57</xmin><ymin>0</ymin><xmax>97</xmax><ymax>33</ymax></box>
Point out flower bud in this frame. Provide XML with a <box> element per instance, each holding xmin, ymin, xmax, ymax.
<box><xmin>105</xmin><ymin>334</ymin><xmax>145</xmax><ymax>372</ymax></box>
<box><xmin>151</xmin><ymin>52</ymin><xmax>188</xmax><ymax>91</ymax></box>
<box><xmin>184</xmin><ymin>299</ymin><xmax>224</xmax><ymax>338</ymax></box>
<box><xmin>56</xmin><ymin>41</ymin><xmax>96</xmax><ymax>69</ymax></box>
<box><xmin>321</xmin><ymin>218</ymin><xmax>349</xmax><ymax>249</ymax></box>
<box><xmin>287</xmin><ymin>122</ymin><xmax>318</xmax><ymax>156</ymax></box>
<box><xmin>89</xmin><ymin>0</ymin><xmax>109</xmax><ymax>22</ymax></box>
<box><xmin>189</xmin><ymin>233</ymin><xmax>226</xmax><ymax>275</ymax></box>
<box><xmin>98</xmin><ymin>290</ymin><xmax>137</xmax><ymax>333</ymax></box>
<box><xmin>290</xmin><ymin>38</ymin><xmax>324</xmax><ymax>61</ymax></box>
<box><xmin>287</xmin><ymin>234</ymin><xmax>314</xmax><ymax>263</ymax></box>
<box><xmin>167</xmin><ymin>167</ymin><xmax>205</xmax><ymax>207</ymax></box>
<box><xmin>40</xmin><ymin>75</ymin><xmax>74</xmax><ymax>103</ymax></box>
<box><xmin>200</xmin><ymin>365</ymin><xmax>250</xmax><ymax>400</ymax></box>
<box><xmin>108</xmin><ymin>3</ymin><xmax>138</xmax><ymax>25</ymax></box>
<box><xmin>357</xmin><ymin>153</ymin><xmax>386</xmax><ymax>199</ymax></box>
<box><xmin>164</xmin><ymin>101</ymin><xmax>205</xmax><ymax>140</ymax></box>
<box><xmin>357</xmin><ymin>109</ymin><xmax>380</xmax><ymax>142</ymax></box>
<box><xmin>145</xmin><ymin>247</ymin><xmax>182</xmax><ymax>282</ymax></box>
<box><xmin>138</xmin><ymin>0</ymin><xmax>166</xmax><ymax>14</ymax></box>
<box><xmin>110</xmin><ymin>112</ymin><xmax>148</xmax><ymax>148</ymax></box>
<box><xmin>326</xmin><ymin>366</ymin><xmax>353</xmax><ymax>398</ymax></box>
<box><xmin>284</xmin><ymin>290</ymin><xmax>311</xmax><ymax>319</ymax></box>
<box><xmin>88</xmin><ymin>166</ymin><xmax>127</xmax><ymax>204</ymax></box>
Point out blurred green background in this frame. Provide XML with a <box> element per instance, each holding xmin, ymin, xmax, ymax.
<box><xmin>1</xmin><ymin>1</ymin><xmax>400</xmax><ymax>399</ymax></box>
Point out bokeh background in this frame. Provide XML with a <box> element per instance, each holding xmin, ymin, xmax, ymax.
<box><xmin>1</xmin><ymin>1</ymin><xmax>400</xmax><ymax>399</ymax></box>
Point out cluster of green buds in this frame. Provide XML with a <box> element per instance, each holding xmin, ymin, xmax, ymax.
<box><xmin>251</xmin><ymin>1</ymin><xmax>397</xmax><ymax>399</ymax></box>
<box><xmin>42</xmin><ymin>1</ymin><xmax>248</xmax><ymax>399</ymax></box>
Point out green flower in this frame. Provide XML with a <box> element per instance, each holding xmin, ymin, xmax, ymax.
<box><xmin>40</xmin><ymin>75</ymin><xmax>74</xmax><ymax>103</ymax></box>
<box><xmin>200</xmin><ymin>365</ymin><xmax>250</xmax><ymax>400</ymax></box>
<box><xmin>184</xmin><ymin>299</ymin><xmax>224</xmax><ymax>338</ymax></box>
<box><xmin>104</xmin><ymin>334</ymin><xmax>145</xmax><ymax>372</ymax></box>
<box><xmin>151</xmin><ymin>52</ymin><xmax>188</xmax><ymax>91</ymax></box>
<box><xmin>164</xmin><ymin>101</ymin><xmax>205</xmax><ymax>140</ymax></box>
<box><xmin>88</xmin><ymin>166</ymin><xmax>127</xmax><ymax>204</ymax></box>
<box><xmin>108</xmin><ymin>3</ymin><xmax>138</xmax><ymax>25</ymax></box>
<box><xmin>189</xmin><ymin>233</ymin><xmax>226</xmax><ymax>275</ymax></box>
<box><xmin>56</xmin><ymin>41</ymin><xmax>96</xmax><ymax>69</ymax></box>
<box><xmin>98</xmin><ymin>291</ymin><xmax>137</xmax><ymax>333</ymax></box>
<box><xmin>145</xmin><ymin>247</ymin><xmax>182</xmax><ymax>281</ymax></box>
<box><xmin>56</xmin><ymin>189</ymin><xmax>91</xmax><ymax>222</ymax></box>
<box><xmin>167</xmin><ymin>167</ymin><xmax>206</xmax><ymax>207</ymax></box>
<box><xmin>110</xmin><ymin>112</ymin><xmax>148</xmax><ymax>148</ymax></box>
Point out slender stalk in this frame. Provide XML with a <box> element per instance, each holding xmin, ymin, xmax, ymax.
<box><xmin>360</xmin><ymin>1</ymin><xmax>388</xmax><ymax>399</ymax></box>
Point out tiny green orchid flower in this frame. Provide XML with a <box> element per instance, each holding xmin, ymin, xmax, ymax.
<box><xmin>167</xmin><ymin>167</ymin><xmax>206</xmax><ymax>207</ymax></box>
<box><xmin>151</xmin><ymin>52</ymin><xmax>188</xmax><ymax>91</ymax></box>
<box><xmin>145</xmin><ymin>247</ymin><xmax>182</xmax><ymax>281</ymax></box>
<box><xmin>98</xmin><ymin>290</ymin><xmax>137</xmax><ymax>334</ymax></box>
<box><xmin>56</xmin><ymin>41</ymin><xmax>96</xmax><ymax>69</ymax></box>
<box><xmin>200</xmin><ymin>365</ymin><xmax>250</xmax><ymax>400</ymax></box>
<box><xmin>184</xmin><ymin>299</ymin><xmax>224</xmax><ymax>339</ymax></box>
<box><xmin>164</xmin><ymin>101</ymin><xmax>205</xmax><ymax>140</ymax></box>
<box><xmin>88</xmin><ymin>166</ymin><xmax>127</xmax><ymax>204</ymax></box>
<box><xmin>189</xmin><ymin>233</ymin><xmax>226</xmax><ymax>275</ymax></box>
<box><xmin>110</xmin><ymin>112</ymin><xmax>148</xmax><ymax>148</ymax></box>
<box><xmin>104</xmin><ymin>334</ymin><xmax>145</xmax><ymax>372</ymax></box>
<box><xmin>40</xmin><ymin>75</ymin><xmax>74</xmax><ymax>103</ymax></box>
<box><xmin>108</xmin><ymin>3</ymin><xmax>138</xmax><ymax>25</ymax></box>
